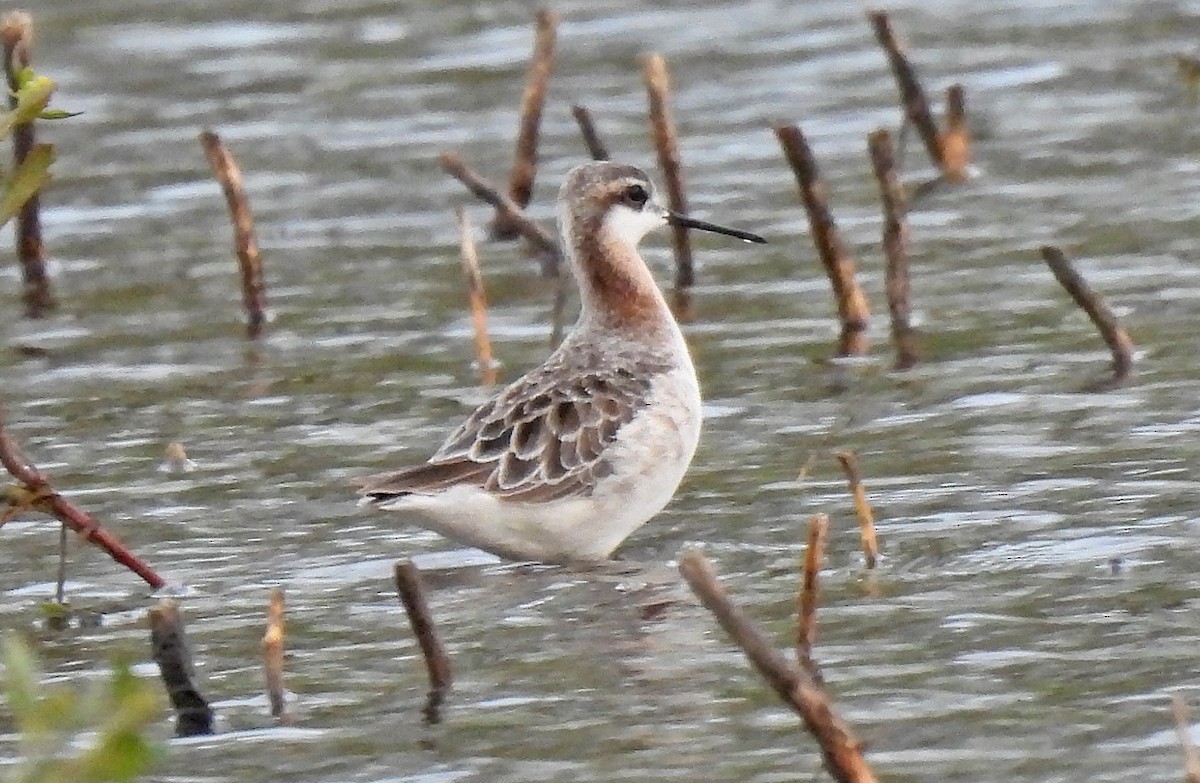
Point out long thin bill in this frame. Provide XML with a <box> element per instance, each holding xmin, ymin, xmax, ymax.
<box><xmin>667</xmin><ymin>211</ymin><xmax>766</xmax><ymax>244</ymax></box>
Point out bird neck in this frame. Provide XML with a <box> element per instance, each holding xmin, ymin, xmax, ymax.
<box><xmin>564</xmin><ymin>216</ymin><xmax>671</xmax><ymax>334</ymax></box>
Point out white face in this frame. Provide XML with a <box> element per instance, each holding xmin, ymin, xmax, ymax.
<box><xmin>601</xmin><ymin>198</ymin><xmax>668</xmax><ymax>246</ymax></box>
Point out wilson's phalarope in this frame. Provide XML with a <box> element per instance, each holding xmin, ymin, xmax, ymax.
<box><xmin>357</xmin><ymin>161</ymin><xmax>764</xmax><ymax>563</ymax></box>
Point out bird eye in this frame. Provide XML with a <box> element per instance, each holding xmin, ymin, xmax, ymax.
<box><xmin>623</xmin><ymin>184</ymin><xmax>650</xmax><ymax>208</ymax></box>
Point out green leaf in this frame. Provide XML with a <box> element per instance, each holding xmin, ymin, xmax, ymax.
<box><xmin>0</xmin><ymin>142</ymin><xmax>54</xmax><ymax>226</ymax></box>
<box><xmin>37</xmin><ymin>109</ymin><xmax>82</xmax><ymax>120</ymax></box>
<box><xmin>0</xmin><ymin>74</ymin><xmax>54</xmax><ymax>138</ymax></box>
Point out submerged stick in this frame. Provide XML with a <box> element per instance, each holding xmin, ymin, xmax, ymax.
<box><xmin>679</xmin><ymin>550</ymin><xmax>878</xmax><ymax>783</ymax></box>
<box><xmin>836</xmin><ymin>451</ymin><xmax>879</xmax><ymax>569</ymax></box>
<box><xmin>571</xmin><ymin>104</ymin><xmax>610</xmax><ymax>161</ymax></box>
<box><xmin>1039</xmin><ymin>245</ymin><xmax>1134</xmax><ymax>382</ymax></box>
<box><xmin>438</xmin><ymin>151</ymin><xmax>560</xmax><ymax>277</ymax></box>
<box><xmin>1172</xmin><ymin>695</ymin><xmax>1200</xmax><ymax>783</ymax></box>
<box><xmin>773</xmin><ymin>124</ymin><xmax>869</xmax><ymax>356</ymax></box>
<box><xmin>455</xmin><ymin>208</ymin><xmax>497</xmax><ymax>384</ymax></box>
<box><xmin>0</xmin><ymin>406</ymin><xmax>167</xmax><ymax>589</ymax></box>
<box><xmin>492</xmin><ymin>9</ymin><xmax>559</xmax><ymax>240</ymax></box>
<box><xmin>199</xmin><ymin>130</ymin><xmax>268</xmax><ymax>339</ymax></box>
<box><xmin>642</xmin><ymin>53</ymin><xmax>694</xmax><ymax>290</ymax></box>
<box><xmin>148</xmin><ymin>600</ymin><xmax>215</xmax><ymax>737</ymax></box>
<box><xmin>262</xmin><ymin>587</ymin><xmax>287</xmax><ymax>719</ymax></box>
<box><xmin>940</xmin><ymin>84</ymin><xmax>970</xmax><ymax>183</ymax></box>
<box><xmin>2</xmin><ymin>12</ymin><xmax>52</xmax><ymax>318</ymax></box>
<box><xmin>394</xmin><ymin>560</ymin><xmax>452</xmax><ymax>695</ymax></box>
<box><xmin>868</xmin><ymin>129</ymin><xmax>918</xmax><ymax>370</ymax></box>
<box><xmin>796</xmin><ymin>514</ymin><xmax>828</xmax><ymax>683</ymax></box>
<box><xmin>867</xmin><ymin>10</ymin><xmax>945</xmax><ymax>174</ymax></box>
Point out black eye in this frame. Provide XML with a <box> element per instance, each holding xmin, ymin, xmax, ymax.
<box><xmin>623</xmin><ymin>184</ymin><xmax>650</xmax><ymax>208</ymax></box>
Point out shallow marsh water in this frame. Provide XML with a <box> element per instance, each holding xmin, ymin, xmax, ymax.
<box><xmin>2</xmin><ymin>0</ymin><xmax>1200</xmax><ymax>780</ymax></box>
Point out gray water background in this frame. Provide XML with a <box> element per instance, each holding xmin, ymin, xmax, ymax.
<box><xmin>2</xmin><ymin>0</ymin><xmax>1200</xmax><ymax>780</ymax></box>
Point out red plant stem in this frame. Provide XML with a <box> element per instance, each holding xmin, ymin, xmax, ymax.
<box><xmin>0</xmin><ymin>409</ymin><xmax>166</xmax><ymax>589</ymax></box>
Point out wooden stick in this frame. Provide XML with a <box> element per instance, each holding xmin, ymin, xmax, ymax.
<box><xmin>678</xmin><ymin>550</ymin><xmax>878</xmax><ymax>783</ymax></box>
<box><xmin>492</xmin><ymin>9</ymin><xmax>559</xmax><ymax>240</ymax></box>
<box><xmin>940</xmin><ymin>84</ymin><xmax>970</xmax><ymax>182</ymax></box>
<box><xmin>199</xmin><ymin>130</ymin><xmax>268</xmax><ymax>339</ymax></box>
<box><xmin>148</xmin><ymin>600</ymin><xmax>215</xmax><ymax>737</ymax></box>
<box><xmin>796</xmin><ymin>514</ymin><xmax>827</xmax><ymax>683</ymax></box>
<box><xmin>1</xmin><ymin>11</ymin><xmax>53</xmax><ymax>318</ymax></box>
<box><xmin>54</xmin><ymin>521</ymin><xmax>66</xmax><ymax>605</ymax></box>
<box><xmin>454</xmin><ymin>207</ymin><xmax>497</xmax><ymax>384</ymax></box>
<box><xmin>1039</xmin><ymin>245</ymin><xmax>1134</xmax><ymax>382</ymax></box>
<box><xmin>438</xmin><ymin>151</ymin><xmax>560</xmax><ymax>277</ymax></box>
<box><xmin>571</xmin><ymin>104</ymin><xmax>610</xmax><ymax>161</ymax></box>
<box><xmin>642</xmin><ymin>53</ymin><xmax>694</xmax><ymax>290</ymax></box>
<box><xmin>0</xmin><ymin>405</ymin><xmax>167</xmax><ymax>589</ymax></box>
<box><xmin>262</xmin><ymin>587</ymin><xmax>286</xmax><ymax>719</ymax></box>
<box><xmin>773</xmin><ymin>124</ymin><xmax>869</xmax><ymax>356</ymax></box>
<box><xmin>1172</xmin><ymin>694</ymin><xmax>1200</xmax><ymax>783</ymax></box>
<box><xmin>867</xmin><ymin>10</ymin><xmax>945</xmax><ymax>174</ymax></box>
<box><xmin>868</xmin><ymin>129</ymin><xmax>918</xmax><ymax>370</ymax></box>
<box><xmin>835</xmin><ymin>451</ymin><xmax>879</xmax><ymax>569</ymax></box>
<box><xmin>394</xmin><ymin>560</ymin><xmax>452</xmax><ymax>694</ymax></box>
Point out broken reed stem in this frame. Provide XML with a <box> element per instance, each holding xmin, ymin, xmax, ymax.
<box><xmin>438</xmin><ymin>151</ymin><xmax>560</xmax><ymax>277</ymax></box>
<box><xmin>678</xmin><ymin>550</ymin><xmax>878</xmax><ymax>783</ymax></box>
<box><xmin>2</xmin><ymin>11</ymin><xmax>52</xmax><ymax>318</ymax></box>
<box><xmin>868</xmin><ymin>129</ymin><xmax>918</xmax><ymax>371</ymax></box>
<box><xmin>394</xmin><ymin>560</ymin><xmax>452</xmax><ymax>694</ymax></box>
<box><xmin>454</xmin><ymin>207</ymin><xmax>497</xmax><ymax>384</ymax></box>
<box><xmin>148</xmin><ymin>600</ymin><xmax>215</xmax><ymax>737</ymax></box>
<box><xmin>867</xmin><ymin>10</ymin><xmax>946</xmax><ymax>175</ymax></box>
<box><xmin>492</xmin><ymin>9</ymin><xmax>559</xmax><ymax>240</ymax></box>
<box><xmin>0</xmin><ymin>405</ymin><xmax>167</xmax><ymax>588</ymax></box>
<box><xmin>796</xmin><ymin>514</ymin><xmax>828</xmax><ymax>682</ymax></box>
<box><xmin>54</xmin><ymin>522</ymin><xmax>66</xmax><ymax>604</ymax></box>
<box><xmin>571</xmin><ymin>104</ymin><xmax>610</xmax><ymax>161</ymax></box>
<box><xmin>199</xmin><ymin>130</ymin><xmax>267</xmax><ymax>339</ymax></box>
<box><xmin>642</xmin><ymin>53</ymin><xmax>694</xmax><ymax>290</ymax></box>
<box><xmin>835</xmin><ymin>451</ymin><xmax>879</xmax><ymax>569</ymax></box>
<box><xmin>1172</xmin><ymin>695</ymin><xmax>1200</xmax><ymax>783</ymax></box>
<box><xmin>773</xmin><ymin>124</ymin><xmax>870</xmax><ymax>357</ymax></box>
<box><xmin>1038</xmin><ymin>245</ymin><xmax>1135</xmax><ymax>382</ymax></box>
<box><xmin>940</xmin><ymin>84</ymin><xmax>970</xmax><ymax>182</ymax></box>
<box><xmin>262</xmin><ymin>587</ymin><xmax>286</xmax><ymax>719</ymax></box>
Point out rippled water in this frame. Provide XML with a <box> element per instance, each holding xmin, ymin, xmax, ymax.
<box><xmin>3</xmin><ymin>0</ymin><xmax>1200</xmax><ymax>780</ymax></box>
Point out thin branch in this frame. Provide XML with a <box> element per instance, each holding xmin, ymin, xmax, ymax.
<box><xmin>394</xmin><ymin>560</ymin><xmax>452</xmax><ymax>722</ymax></box>
<box><xmin>836</xmin><ymin>451</ymin><xmax>879</xmax><ymax>568</ymax></box>
<box><xmin>0</xmin><ymin>405</ymin><xmax>167</xmax><ymax>589</ymax></box>
<box><xmin>679</xmin><ymin>550</ymin><xmax>878</xmax><ymax>783</ymax></box>
<box><xmin>438</xmin><ymin>151</ymin><xmax>560</xmax><ymax>277</ymax></box>
<box><xmin>455</xmin><ymin>207</ymin><xmax>497</xmax><ymax>385</ymax></box>
<box><xmin>492</xmin><ymin>9</ymin><xmax>559</xmax><ymax>239</ymax></box>
<box><xmin>867</xmin><ymin>10</ymin><xmax>945</xmax><ymax>174</ymax></box>
<box><xmin>796</xmin><ymin>514</ymin><xmax>828</xmax><ymax>683</ymax></box>
<box><xmin>1039</xmin><ymin>245</ymin><xmax>1135</xmax><ymax>383</ymax></box>
<box><xmin>773</xmin><ymin>123</ymin><xmax>869</xmax><ymax>357</ymax></box>
<box><xmin>199</xmin><ymin>130</ymin><xmax>268</xmax><ymax>339</ymax></box>
<box><xmin>571</xmin><ymin>104</ymin><xmax>610</xmax><ymax>161</ymax></box>
<box><xmin>148</xmin><ymin>600</ymin><xmax>215</xmax><ymax>737</ymax></box>
<box><xmin>262</xmin><ymin>587</ymin><xmax>287</xmax><ymax>719</ymax></box>
<box><xmin>642</xmin><ymin>53</ymin><xmax>694</xmax><ymax>290</ymax></box>
<box><xmin>868</xmin><ymin>129</ymin><xmax>918</xmax><ymax>370</ymax></box>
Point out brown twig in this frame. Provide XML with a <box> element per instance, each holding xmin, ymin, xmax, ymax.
<box><xmin>571</xmin><ymin>104</ymin><xmax>610</xmax><ymax>161</ymax></box>
<box><xmin>455</xmin><ymin>207</ymin><xmax>497</xmax><ymax>385</ymax></box>
<box><xmin>1173</xmin><ymin>694</ymin><xmax>1200</xmax><ymax>783</ymax></box>
<box><xmin>0</xmin><ymin>406</ymin><xmax>167</xmax><ymax>589</ymax></box>
<box><xmin>2</xmin><ymin>11</ymin><xmax>53</xmax><ymax>318</ymax></box>
<box><xmin>1038</xmin><ymin>245</ymin><xmax>1135</xmax><ymax>382</ymax></box>
<box><xmin>796</xmin><ymin>514</ymin><xmax>828</xmax><ymax>683</ymax></box>
<box><xmin>678</xmin><ymin>550</ymin><xmax>878</xmax><ymax>783</ymax></box>
<box><xmin>835</xmin><ymin>451</ymin><xmax>879</xmax><ymax>569</ymax></box>
<box><xmin>773</xmin><ymin>124</ymin><xmax>870</xmax><ymax>357</ymax></box>
<box><xmin>199</xmin><ymin>130</ymin><xmax>267</xmax><ymax>339</ymax></box>
<box><xmin>642</xmin><ymin>53</ymin><xmax>694</xmax><ymax>290</ymax></box>
<box><xmin>148</xmin><ymin>600</ymin><xmax>215</xmax><ymax>737</ymax></box>
<box><xmin>394</xmin><ymin>560</ymin><xmax>452</xmax><ymax>721</ymax></box>
<box><xmin>492</xmin><ymin>9</ymin><xmax>559</xmax><ymax>240</ymax></box>
<box><xmin>868</xmin><ymin>129</ymin><xmax>918</xmax><ymax>370</ymax></box>
<box><xmin>438</xmin><ymin>151</ymin><xmax>560</xmax><ymax>277</ymax></box>
<box><xmin>940</xmin><ymin>84</ymin><xmax>970</xmax><ymax>182</ymax></box>
<box><xmin>262</xmin><ymin>587</ymin><xmax>287</xmax><ymax>719</ymax></box>
<box><xmin>867</xmin><ymin>10</ymin><xmax>945</xmax><ymax>175</ymax></box>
